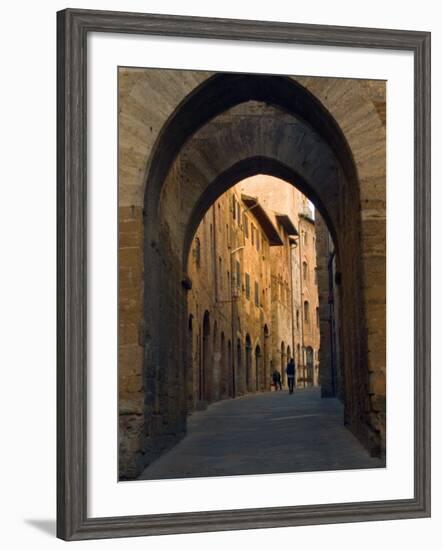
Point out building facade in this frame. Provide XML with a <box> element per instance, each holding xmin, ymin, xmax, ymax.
<box><xmin>186</xmin><ymin>175</ymin><xmax>320</xmax><ymax>410</ymax></box>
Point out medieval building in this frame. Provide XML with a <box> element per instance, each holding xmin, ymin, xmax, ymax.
<box><xmin>186</xmin><ymin>176</ymin><xmax>320</xmax><ymax>410</ymax></box>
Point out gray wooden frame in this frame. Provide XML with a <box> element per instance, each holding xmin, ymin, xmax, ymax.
<box><xmin>57</xmin><ymin>8</ymin><xmax>431</xmax><ymax>541</ymax></box>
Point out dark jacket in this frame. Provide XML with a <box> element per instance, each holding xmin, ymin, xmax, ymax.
<box><xmin>286</xmin><ymin>360</ymin><xmax>295</xmax><ymax>376</ymax></box>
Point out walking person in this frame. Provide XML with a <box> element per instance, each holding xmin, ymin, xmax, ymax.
<box><xmin>272</xmin><ymin>369</ymin><xmax>282</xmax><ymax>391</ymax></box>
<box><xmin>276</xmin><ymin>370</ymin><xmax>282</xmax><ymax>390</ymax></box>
<box><xmin>272</xmin><ymin>369</ymin><xmax>278</xmax><ymax>390</ymax></box>
<box><xmin>286</xmin><ymin>358</ymin><xmax>296</xmax><ymax>394</ymax></box>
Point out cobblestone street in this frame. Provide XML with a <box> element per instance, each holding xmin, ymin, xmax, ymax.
<box><xmin>139</xmin><ymin>388</ymin><xmax>384</xmax><ymax>480</ymax></box>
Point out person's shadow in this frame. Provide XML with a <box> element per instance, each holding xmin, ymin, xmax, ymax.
<box><xmin>25</xmin><ymin>519</ymin><xmax>56</xmax><ymax>536</ymax></box>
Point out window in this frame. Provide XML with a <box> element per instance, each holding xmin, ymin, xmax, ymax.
<box><xmin>303</xmin><ymin>261</ymin><xmax>308</xmax><ymax>281</ymax></box>
<box><xmin>296</xmin><ymin>309</ymin><xmax>300</xmax><ymax>329</ymax></box>
<box><xmin>254</xmin><ymin>281</ymin><xmax>259</xmax><ymax>307</ymax></box>
<box><xmin>256</xmin><ymin>231</ymin><xmax>260</xmax><ymax>251</ymax></box>
<box><xmin>193</xmin><ymin>237</ymin><xmax>201</xmax><ymax>267</ymax></box>
<box><xmin>304</xmin><ymin>231</ymin><xmax>308</xmax><ymax>245</ymax></box>
<box><xmin>243</xmin><ymin>214</ymin><xmax>249</xmax><ymax>238</ymax></box>
<box><xmin>251</xmin><ymin>224</ymin><xmax>255</xmax><ymax>246</ymax></box>
<box><xmin>304</xmin><ymin>301</ymin><xmax>310</xmax><ymax>323</ymax></box>
<box><xmin>245</xmin><ymin>273</ymin><xmax>251</xmax><ymax>300</ymax></box>
<box><xmin>237</xmin><ymin>204</ymin><xmax>241</xmax><ymax>225</ymax></box>
<box><xmin>232</xmin><ymin>196</ymin><xmax>236</xmax><ymax>220</ymax></box>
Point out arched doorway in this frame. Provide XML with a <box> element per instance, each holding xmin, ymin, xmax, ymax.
<box><xmin>280</xmin><ymin>341</ymin><xmax>286</xmax><ymax>388</ymax></box>
<box><xmin>201</xmin><ymin>311</ymin><xmax>211</xmax><ymax>402</ymax></box>
<box><xmin>286</xmin><ymin>345</ymin><xmax>291</xmax><ymax>389</ymax></box>
<box><xmin>187</xmin><ymin>314</ymin><xmax>194</xmax><ymax>407</ymax></box>
<box><xmin>212</xmin><ymin>321</ymin><xmax>219</xmax><ymax>401</ymax></box>
<box><xmin>236</xmin><ymin>338</ymin><xmax>242</xmax><ymax>397</ymax></box>
<box><xmin>220</xmin><ymin>332</ymin><xmax>226</xmax><ymax>398</ymax></box>
<box><xmin>227</xmin><ymin>339</ymin><xmax>234</xmax><ymax>397</ymax></box>
<box><xmin>306</xmin><ymin>346</ymin><xmax>314</xmax><ymax>387</ymax></box>
<box><xmin>297</xmin><ymin>343</ymin><xmax>301</xmax><ymax>387</ymax></box>
<box><xmin>245</xmin><ymin>334</ymin><xmax>252</xmax><ymax>393</ymax></box>
<box><xmin>263</xmin><ymin>325</ymin><xmax>270</xmax><ymax>391</ymax></box>
<box><xmin>255</xmin><ymin>345</ymin><xmax>262</xmax><ymax>392</ymax></box>
<box><xmin>136</xmin><ymin>72</ymin><xmax>384</xmax><ymax>472</ymax></box>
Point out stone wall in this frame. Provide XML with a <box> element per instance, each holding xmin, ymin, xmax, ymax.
<box><xmin>316</xmin><ymin>213</ymin><xmax>342</xmax><ymax>400</ymax></box>
<box><xmin>118</xmin><ymin>205</ymin><xmax>145</xmax><ymax>478</ymax></box>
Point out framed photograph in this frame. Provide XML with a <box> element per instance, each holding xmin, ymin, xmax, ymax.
<box><xmin>57</xmin><ymin>8</ymin><xmax>431</xmax><ymax>541</ymax></box>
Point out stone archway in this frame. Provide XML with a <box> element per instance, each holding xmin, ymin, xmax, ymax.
<box><xmin>122</xmin><ymin>71</ymin><xmax>386</xmax><ymax>477</ymax></box>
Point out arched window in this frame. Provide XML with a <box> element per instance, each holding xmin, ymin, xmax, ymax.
<box><xmin>218</xmin><ymin>256</ymin><xmax>222</xmax><ymax>288</ymax></box>
<box><xmin>245</xmin><ymin>272</ymin><xmax>251</xmax><ymax>299</ymax></box>
<box><xmin>302</xmin><ymin>261</ymin><xmax>308</xmax><ymax>281</ymax></box>
<box><xmin>304</xmin><ymin>301</ymin><xmax>310</xmax><ymax>323</ymax></box>
<box><xmin>296</xmin><ymin>309</ymin><xmax>300</xmax><ymax>328</ymax></box>
<box><xmin>193</xmin><ymin>237</ymin><xmax>201</xmax><ymax>267</ymax></box>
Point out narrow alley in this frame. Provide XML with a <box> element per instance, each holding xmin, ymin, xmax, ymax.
<box><xmin>139</xmin><ymin>388</ymin><xmax>384</xmax><ymax>481</ymax></box>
